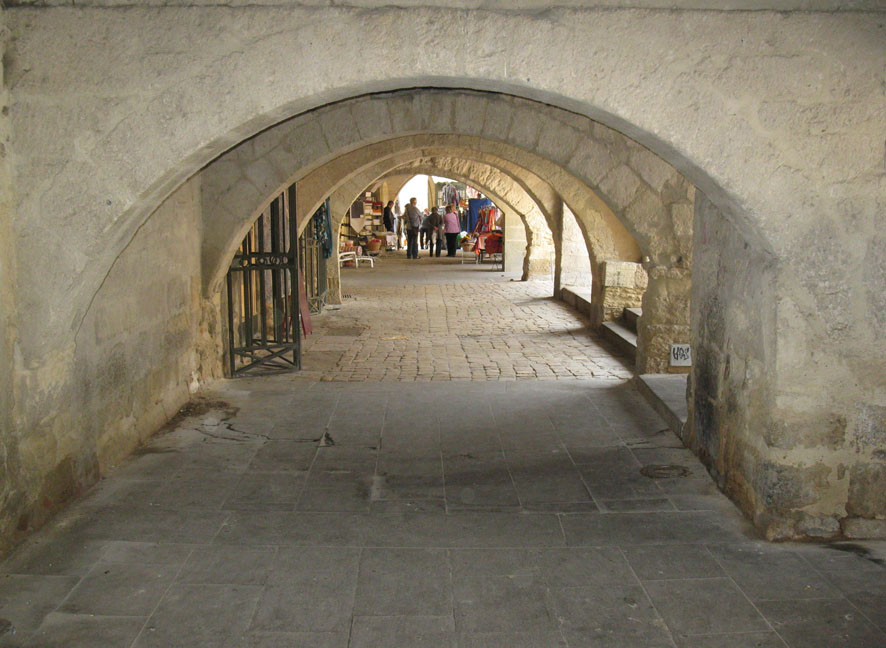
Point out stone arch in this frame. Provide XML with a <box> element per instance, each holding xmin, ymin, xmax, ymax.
<box><xmin>214</xmin><ymin>120</ymin><xmax>679</xmax><ymax>371</ymax></box>
<box><xmin>200</xmin><ymin>92</ymin><xmax>689</xmax><ymax>302</ymax></box>
<box><xmin>325</xmin><ymin>160</ymin><xmax>553</xmax><ymax>302</ymax></box>
<box><xmin>287</xmin><ymin>147</ymin><xmax>565</xmax><ymax>285</ymax></box>
<box><xmin>9</xmin><ymin>7</ymin><xmax>881</xmax><ymax>544</ymax></box>
<box><xmin>292</xmin><ymin>145</ymin><xmax>560</xmax><ymax>262</ymax></box>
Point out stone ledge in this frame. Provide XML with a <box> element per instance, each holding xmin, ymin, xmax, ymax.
<box><xmin>559</xmin><ymin>285</ymin><xmax>592</xmax><ymax>316</ymax></box>
<box><xmin>634</xmin><ymin>373</ymin><xmax>688</xmax><ymax>437</ymax></box>
<box><xmin>600</xmin><ymin>320</ymin><xmax>637</xmax><ymax>362</ymax></box>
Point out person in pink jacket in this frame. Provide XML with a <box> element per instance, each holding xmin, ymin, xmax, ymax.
<box><xmin>443</xmin><ymin>204</ymin><xmax>461</xmax><ymax>257</ymax></box>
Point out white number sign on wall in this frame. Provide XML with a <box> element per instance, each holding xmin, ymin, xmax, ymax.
<box><xmin>670</xmin><ymin>344</ymin><xmax>691</xmax><ymax>367</ymax></box>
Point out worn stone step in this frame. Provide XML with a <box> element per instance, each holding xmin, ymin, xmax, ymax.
<box><xmin>559</xmin><ymin>286</ymin><xmax>592</xmax><ymax>316</ymax></box>
<box><xmin>600</xmin><ymin>320</ymin><xmax>637</xmax><ymax>362</ymax></box>
<box><xmin>624</xmin><ymin>307</ymin><xmax>642</xmax><ymax>333</ymax></box>
<box><xmin>635</xmin><ymin>373</ymin><xmax>689</xmax><ymax>437</ymax></box>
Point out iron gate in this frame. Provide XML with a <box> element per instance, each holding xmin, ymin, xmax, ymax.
<box><xmin>225</xmin><ymin>185</ymin><xmax>301</xmax><ymax>375</ymax></box>
<box><xmin>298</xmin><ymin>199</ymin><xmax>330</xmax><ymax>313</ymax></box>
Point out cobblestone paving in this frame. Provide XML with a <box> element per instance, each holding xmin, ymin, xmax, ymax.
<box><xmin>300</xmin><ymin>254</ymin><xmax>631</xmax><ymax>382</ymax></box>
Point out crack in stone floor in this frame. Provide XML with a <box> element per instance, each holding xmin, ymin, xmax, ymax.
<box><xmin>0</xmin><ymin>259</ymin><xmax>883</xmax><ymax>647</ymax></box>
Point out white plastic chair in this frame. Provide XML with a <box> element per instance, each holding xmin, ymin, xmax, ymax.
<box><xmin>339</xmin><ymin>250</ymin><xmax>374</xmax><ymax>268</ymax></box>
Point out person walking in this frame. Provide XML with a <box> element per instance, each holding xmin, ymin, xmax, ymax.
<box><xmin>427</xmin><ymin>206</ymin><xmax>444</xmax><ymax>257</ymax></box>
<box><xmin>403</xmin><ymin>197</ymin><xmax>422</xmax><ymax>259</ymax></box>
<box><xmin>443</xmin><ymin>204</ymin><xmax>460</xmax><ymax>257</ymax></box>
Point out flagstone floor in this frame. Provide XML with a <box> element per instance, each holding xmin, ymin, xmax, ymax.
<box><xmin>1</xmin><ymin>257</ymin><xmax>883</xmax><ymax>648</ymax></box>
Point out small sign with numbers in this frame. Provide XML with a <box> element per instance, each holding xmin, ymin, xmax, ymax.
<box><xmin>670</xmin><ymin>344</ymin><xmax>691</xmax><ymax>367</ymax></box>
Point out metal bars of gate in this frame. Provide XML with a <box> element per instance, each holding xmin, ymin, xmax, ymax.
<box><xmin>298</xmin><ymin>200</ymin><xmax>328</xmax><ymax>313</ymax></box>
<box><xmin>225</xmin><ymin>186</ymin><xmax>301</xmax><ymax>376</ymax></box>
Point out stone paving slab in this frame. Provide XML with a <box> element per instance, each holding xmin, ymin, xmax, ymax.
<box><xmin>1</xmin><ymin>262</ymin><xmax>883</xmax><ymax>647</ymax></box>
<box><xmin>301</xmin><ymin>254</ymin><xmax>632</xmax><ymax>382</ymax></box>
<box><xmin>1</xmin><ymin>379</ymin><xmax>884</xmax><ymax>648</ymax></box>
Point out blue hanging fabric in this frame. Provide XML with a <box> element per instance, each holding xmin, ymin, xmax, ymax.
<box><xmin>313</xmin><ymin>198</ymin><xmax>333</xmax><ymax>259</ymax></box>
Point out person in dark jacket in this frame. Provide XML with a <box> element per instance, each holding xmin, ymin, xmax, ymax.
<box><xmin>427</xmin><ymin>207</ymin><xmax>444</xmax><ymax>257</ymax></box>
<box><xmin>383</xmin><ymin>200</ymin><xmax>394</xmax><ymax>232</ymax></box>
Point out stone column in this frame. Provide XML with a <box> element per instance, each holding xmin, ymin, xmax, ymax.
<box><xmin>325</xmin><ymin>253</ymin><xmax>342</xmax><ymax>305</ymax></box>
<box><xmin>326</xmin><ymin>199</ymin><xmax>349</xmax><ymax>305</ymax></box>
<box><xmin>522</xmin><ymin>208</ymin><xmax>555</xmax><ymax>280</ymax></box>
<box><xmin>552</xmin><ymin>198</ymin><xmax>564</xmax><ymax>297</ymax></box>
<box><xmin>558</xmin><ymin>204</ymin><xmax>593</xmax><ymax>292</ymax></box>
<box><xmin>503</xmin><ymin>210</ymin><xmax>527</xmax><ymax>274</ymax></box>
<box><xmin>635</xmin><ymin>264</ymin><xmax>691</xmax><ymax>374</ymax></box>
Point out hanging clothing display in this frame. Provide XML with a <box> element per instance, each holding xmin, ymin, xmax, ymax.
<box><xmin>467</xmin><ymin>198</ymin><xmax>492</xmax><ymax>234</ymax></box>
<box><xmin>441</xmin><ymin>183</ymin><xmax>461</xmax><ymax>206</ymax></box>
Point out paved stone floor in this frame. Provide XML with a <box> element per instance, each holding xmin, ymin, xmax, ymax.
<box><xmin>1</xmin><ymin>258</ymin><xmax>884</xmax><ymax>648</ymax></box>
<box><xmin>300</xmin><ymin>252</ymin><xmax>630</xmax><ymax>382</ymax></box>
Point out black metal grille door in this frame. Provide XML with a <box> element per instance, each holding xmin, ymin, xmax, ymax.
<box><xmin>298</xmin><ymin>200</ymin><xmax>329</xmax><ymax>313</ymax></box>
<box><xmin>225</xmin><ymin>186</ymin><xmax>301</xmax><ymax>375</ymax></box>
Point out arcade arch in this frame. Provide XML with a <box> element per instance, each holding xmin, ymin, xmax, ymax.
<box><xmin>325</xmin><ymin>160</ymin><xmax>555</xmax><ymax>304</ymax></box>
<box><xmin>5</xmin><ymin>5</ymin><xmax>882</xmax><ymax>546</ymax></box>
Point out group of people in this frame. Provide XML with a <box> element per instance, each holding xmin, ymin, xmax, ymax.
<box><xmin>389</xmin><ymin>198</ymin><xmax>462</xmax><ymax>259</ymax></box>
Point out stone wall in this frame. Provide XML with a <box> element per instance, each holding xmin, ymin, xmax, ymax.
<box><xmin>0</xmin><ymin>177</ymin><xmax>224</xmax><ymax>555</ymax></box>
<box><xmin>559</xmin><ymin>204</ymin><xmax>592</xmax><ymax>290</ymax></box>
<box><xmin>598</xmin><ymin>261</ymin><xmax>647</xmax><ymax>323</ymax></box>
<box><xmin>503</xmin><ymin>210</ymin><xmax>527</xmax><ymax>275</ymax></box>
<box><xmin>0</xmin><ymin>7</ymin><xmax>20</xmax><ymax>557</ymax></box>
<box><xmin>692</xmin><ymin>186</ymin><xmax>886</xmax><ymax>539</ymax></box>
<box><xmin>687</xmin><ymin>191</ymin><xmax>886</xmax><ymax>540</ymax></box>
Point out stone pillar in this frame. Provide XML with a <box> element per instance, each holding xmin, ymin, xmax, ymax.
<box><xmin>522</xmin><ymin>208</ymin><xmax>555</xmax><ymax>280</ymax></box>
<box><xmin>503</xmin><ymin>210</ymin><xmax>526</xmax><ymax>274</ymax></box>
<box><xmin>325</xmin><ymin>253</ymin><xmax>342</xmax><ymax>305</ymax></box>
<box><xmin>552</xmin><ymin>198</ymin><xmax>564</xmax><ymax>297</ymax></box>
<box><xmin>0</xmin><ymin>16</ymin><xmax>19</xmax><ymax>557</ymax></box>
<box><xmin>558</xmin><ymin>204</ymin><xmax>592</xmax><ymax>291</ymax></box>
<box><xmin>635</xmin><ymin>264</ymin><xmax>690</xmax><ymax>374</ymax></box>
<box><xmin>327</xmin><ymin>200</ymin><xmax>348</xmax><ymax>305</ymax></box>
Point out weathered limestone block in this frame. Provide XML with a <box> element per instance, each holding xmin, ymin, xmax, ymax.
<box><xmin>326</xmin><ymin>255</ymin><xmax>343</xmax><ymax>305</ymax></box>
<box><xmin>636</xmin><ymin>265</ymin><xmax>690</xmax><ymax>374</ymax></box>
<box><xmin>848</xmin><ymin>463</ymin><xmax>886</xmax><ymax>519</ymax></box>
<box><xmin>503</xmin><ymin>210</ymin><xmax>527</xmax><ymax>275</ymax></box>
<box><xmin>599</xmin><ymin>260</ymin><xmax>648</xmax><ymax>322</ymax></box>
<box><xmin>690</xmin><ymin>191</ymin><xmax>886</xmax><ymax>540</ymax></box>
<box><xmin>2</xmin><ymin>176</ymin><xmax>221</xmax><ymax>556</ymax></box>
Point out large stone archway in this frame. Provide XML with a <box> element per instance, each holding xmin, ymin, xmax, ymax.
<box><xmin>321</xmin><ymin>156</ymin><xmax>557</xmax><ymax>303</ymax></box>
<box><xmin>288</xmin><ymin>146</ymin><xmax>562</xmax><ymax>286</ymax></box>
<box><xmin>3</xmin><ymin>5</ymin><xmax>884</xmax><ymax>549</ymax></box>
<box><xmin>200</xmin><ymin>95</ymin><xmax>688</xmax><ymax>299</ymax></box>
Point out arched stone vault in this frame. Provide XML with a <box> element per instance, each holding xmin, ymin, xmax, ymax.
<box><xmin>324</xmin><ymin>158</ymin><xmax>554</xmax><ymax>303</ymax></box>
<box><xmin>285</xmin><ymin>145</ymin><xmax>566</xmax><ymax>294</ymax></box>
<box><xmin>289</xmin><ymin>143</ymin><xmax>560</xmax><ymax>266</ymax></box>
<box><xmin>227</xmin><ymin>128</ymin><xmax>676</xmax><ymax>371</ymax></box>
<box><xmin>6</xmin><ymin>6</ymin><xmax>883</xmax><ymax>545</ymax></box>
<box><xmin>200</xmin><ymin>93</ymin><xmax>692</xmax><ymax>299</ymax></box>
<box><xmin>374</xmin><ymin>161</ymin><xmax>556</xmax><ymax>276</ymax></box>
<box><xmin>193</xmin><ymin>93</ymin><xmax>693</xmax><ymax>380</ymax></box>
<box><xmin>373</xmin><ymin>175</ymin><xmax>412</xmax><ymax>203</ymax></box>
